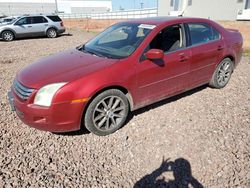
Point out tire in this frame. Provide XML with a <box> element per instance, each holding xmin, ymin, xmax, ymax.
<box><xmin>84</xmin><ymin>89</ymin><xmax>129</xmax><ymax>136</ymax></box>
<box><xmin>209</xmin><ymin>58</ymin><xmax>234</xmax><ymax>89</ymax></box>
<box><xmin>2</xmin><ymin>31</ymin><xmax>14</xmax><ymax>41</ymax></box>
<box><xmin>46</xmin><ymin>28</ymin><xmax>57</xmax><ymax>38</ymax></box>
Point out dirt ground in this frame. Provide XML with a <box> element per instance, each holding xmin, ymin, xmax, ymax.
<box><xmin>0</xmin><ymin>30</ymin><xmax>249</xmax><ymax>187</ymax></box>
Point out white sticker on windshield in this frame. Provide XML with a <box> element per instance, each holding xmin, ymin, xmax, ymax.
<box><xmin>138</xmin><ymin>24</ymin><xmax>156</xmax><ymax>30</ymax></box>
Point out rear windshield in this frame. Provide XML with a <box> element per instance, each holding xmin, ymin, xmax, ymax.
<box><xmin>46</xmin><ymin>16</ymin><xmax>62</xmax><ymax>22</ymax></box>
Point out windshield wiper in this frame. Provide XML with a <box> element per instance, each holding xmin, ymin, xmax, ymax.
<box><xmin>79</xmin><ymin>46</ymin><xmax>107</xmax><ymax>58</ymax></box>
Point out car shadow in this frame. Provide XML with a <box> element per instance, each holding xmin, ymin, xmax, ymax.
<box><xmin>0</xmin><ymin>33</ymin><xmax>73</xmax><ymax>42</ymax></box>
<box><xmin>54</xmin><ymin>127</ymin><xmax>90</xmax><ymax>136</ymax></box>
<box><xmin>55</xmin><ymin>85</ymin><xmax>208</xmax><ymax>136</ymax></box>
<box><xmin>134</xmin><ymin>157</ymin><xmax>204</xmax><ymax>188</ymax></box>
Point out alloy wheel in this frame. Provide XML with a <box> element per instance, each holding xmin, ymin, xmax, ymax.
<box><xmin>217</xmin><ymin>60</ymin><xmax>233</xmax><ymax>87</ymax></box>
<box><xmin>3</xmin><ymin>32</ymin><xmax>14</xmax><ymax>41</ymax></box>
<box><xmin>92</xmin><ymin>96</ymin><xmax>126</xmax><ymax>131</ymax></box>
<box><xmin>47</xmin><ymin>29</ymin><xmax>57</xmax><ymax>38</ymax></box>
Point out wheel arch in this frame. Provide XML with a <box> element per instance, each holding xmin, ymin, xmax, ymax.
<box><xmin>80</xmin><ymin>85</ymin><xmax>134</xmax><ymax>129</ymax></box>
<box><xmin>46</xmin><ymin>27</ymin><xmax>58</xmax><ymax>33</ymax></box>
<box><xmin>87</xmin><ymin>85</ymin><xmax>134</xmax><ymax>112</ymax></box>
<box><xmin>218</xmin><ymin>55</ymin><xmax>235</xmax><ymax>71</ymax></box>
<box><xmin>1</xmin><ymin>29</ymin><xmax>16</xmax><ymax>38</ymax></box>
<box><xmin>223</xmin><ymin>55</ymin><xmax>235</xmax><ymax>64</ymax></box>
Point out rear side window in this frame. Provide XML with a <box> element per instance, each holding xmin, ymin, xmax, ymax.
<box><xmin>187</xmin><ymin>23</ymin><xmax>221</xmax><ymax>46</ymax></box>
<box><xmin>31</xmin><ymin>16</ymin><xmax>48</xmax><ymax>24</ymax></box>
<box><xmin>212</xmin><ymin>28</ymin><xmax>221</xmax><ymax>40</ymax></box>
<box><xmin>46</xmin><ymin>16</ymin><xmax>62</xmax><ymax>22</ymax></box>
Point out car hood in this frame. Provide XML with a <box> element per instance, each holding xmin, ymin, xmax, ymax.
<box><xmin>0</xmin><ymin>23</ymin><xmax>9</xmax><ymax>27</ymax></box>
<box><xmin>17</xmin><ymin>48</ymin><xmax>117</xmax><ymax>89</ymax></box>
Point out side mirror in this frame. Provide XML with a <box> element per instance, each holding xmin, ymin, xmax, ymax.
<box><xmin>144</xmin><ymin>49</ymin><xmax>164</xmax><ymax>60</ymax></box>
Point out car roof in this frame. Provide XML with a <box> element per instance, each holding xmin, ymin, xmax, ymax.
<box><xmin>123</xmin><ymin>16</ymin><xmax>211</xmax><ymax>26</ymax></box>
<box><xmin>19</xmin><ymin>14</ymin><xmax>59</xmax><ymax>17</ymax></box>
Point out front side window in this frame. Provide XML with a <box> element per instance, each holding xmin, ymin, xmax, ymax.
<box><xmin>15</xmin><ymin>17</ymin><xmax>31</xmax><ymax>25</ymax></box>
<box><xmin>149</xmin><ymin>24</ymin><xmax>185</xmax><ymax>53</ymax></box>
<box><xmin>188</xmin><ymin>23</ymin><xmax>221</xmax><ymax>45</ymax></box>
<box><xmin>83</xmin><ymin>23</ymin><xmax>153</xmax><ymax>59</ymax></box>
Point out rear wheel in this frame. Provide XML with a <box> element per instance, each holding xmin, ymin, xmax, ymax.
<box><xmin>209</xmin><ymin>58</ymin><xmax>234</xmax><ymax>88</ymax></box>
<box><xmin>46</xmin><ymin>28</ymin><xmax>57</xmax><ymax>38</ymax></box>
<box><xmin>2</xmin><ymin>31</ymin><xmax>14</xmax><ymax>41</ymax></box>
<box><xmin>84</xmin><ymin>89</ymin><xmax>129</xmax><ymax>136</ymax></box>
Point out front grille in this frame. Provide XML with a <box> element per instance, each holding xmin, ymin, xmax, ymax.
<box><xmin>13</xmin><ymin>80</ymin><xmax>34</xmax><ymax>100</ymax></box>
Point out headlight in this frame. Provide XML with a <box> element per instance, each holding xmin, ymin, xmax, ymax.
<box><xmin>34</xmin><ymin>83</ymin><xmax>67</xmax><ymax>107</ymax></box>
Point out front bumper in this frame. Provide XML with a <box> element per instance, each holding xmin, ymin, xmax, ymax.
<box><xmin>8</xmin><ymin>90</ymin><xmax>86</xmax><ymax>132</ymax></box>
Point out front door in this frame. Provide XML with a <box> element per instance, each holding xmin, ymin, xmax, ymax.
<box><xmin>136</xmin><ymin>24</ymin><xmax>191</xmax><ymax>107</ymax></box>
<box><xmin>13</xmin><ymin>17</ymin><xmax>33</xmax><ymax>37</ymax></box>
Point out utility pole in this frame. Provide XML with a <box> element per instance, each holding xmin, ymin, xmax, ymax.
<box><xmin>8</xmin><ymin>4</ymin><xmax>11</xmax><ymax>16</ymax></box>
<box><xmin>140</xmin><ymin>2</ymin><xmax>144</xmax><ymax>9</ymax></box>
<box><xmin>55</xmin><ymin>0</ymin><xmax>58</xmax><ymax>13</ymax></box>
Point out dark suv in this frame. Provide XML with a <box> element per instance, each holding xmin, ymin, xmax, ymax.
<box><xmin>0</xmin><ymin>14</ymin><xmax>66</xmax><ymax>41</ymax></box>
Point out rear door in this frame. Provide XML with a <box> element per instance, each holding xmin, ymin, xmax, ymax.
<box><xmin>186</xmin><ymin>22</ymin><xmax>224</xmax><ymax>88</ymax></box>
<box><xmin>29</xmin><ymin>16</ymin><xmax>48</xmax><ymax>35</ymax></box>
<box><xmin>136</xmin><ymin>24</ymin><xmax>191</xmax><ymax>106</ymax></box>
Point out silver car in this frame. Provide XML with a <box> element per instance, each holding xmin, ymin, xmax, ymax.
<box><xmin>0</xmin><ymin>14</ymin><xmax>66</xmax><ymax>41</ymax></box>
<box><xmin>0</xmin><ymin>16</ymin><xmax>20</xmax><ymax>25</ymax></box>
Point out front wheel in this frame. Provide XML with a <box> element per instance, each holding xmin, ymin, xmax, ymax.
<box><xmin>84</xmin><ymin>89</ymin><xmax>129</xmax><ymax>136</ymax></box>
<box><xmin>209</xmin><ymin>58</ymin><xmax>234</xmax><ymax>89</ymax></box>
<box><xmin>2</xmin><ymin>31</ymin><xmax>14</xmax><ymax>41</ymax></box>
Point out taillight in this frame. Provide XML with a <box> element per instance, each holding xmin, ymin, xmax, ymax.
<box><xmin>60</xmin><ymin>22</ymin><xmax>64</xmax><ymax>27</ymax></box>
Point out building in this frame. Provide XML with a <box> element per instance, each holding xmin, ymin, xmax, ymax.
<box><xmin>58</xmin><ymin>0</ymin><xmax>112</xmax><ymax>14</ymax></box>
<box><xmin>0</xmin><ymin>0</ymin><xmax>56</xmax><ymax>16</ymax></box>
<box><xmin>0</xmin><ymin>0</ymin><xmax>112</xmax><ymax>16</ymax></box>
<box><xmin>158</xmin><ymin>0</ymin><xmax>250</xmax><ymax>21</ymax></box>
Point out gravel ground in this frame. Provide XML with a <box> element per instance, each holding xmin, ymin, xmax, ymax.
<box><xmin>0</xmin><ymin>30</ymin><xmax>249</xmax><ymax>188</ymax></box>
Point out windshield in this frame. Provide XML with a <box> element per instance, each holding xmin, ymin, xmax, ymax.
<box><xmin>1</xmin><ymin>17</ymin><xmax>17</xmax><ymax>24</ymax></box>
<box><xmin>9</xmin><ymin>18</ymin><xmax>17</xmax><ymax>24</ymax></box>
<box><xmin>82</xmin><ymin>23</ymin><xmax>154</xmax><ymax>59</ymax></box>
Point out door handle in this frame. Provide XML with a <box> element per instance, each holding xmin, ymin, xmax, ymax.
<box><xmin>179</xmin><ymin>53</ymin><xmax>189</xmax><ymax>62</ymax></box>
<box><xmin>217</xmin><ymin>45</ymin><xmax>224</xmax><ymax>51</ymax></box>
<box><xmin>27</xmin><ymin>26</ymin><xmax>32</xmax><ymax>28</ymax></box>
<box><xmin>44</xmin><ymin>24</ymin><xmax>48</xmax><ymax>26</ymax></box>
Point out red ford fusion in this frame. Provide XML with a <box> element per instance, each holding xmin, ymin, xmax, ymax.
<box><xmin>8</xmin><ymin>17</ymin><xmax>243</xmax><ymax>136</ymax></box>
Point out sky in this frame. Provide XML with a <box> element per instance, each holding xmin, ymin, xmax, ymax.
<box><xmin>112</xmin><ymin>0</ymin><xmax>158</xmax><ymax>10</ymax></box>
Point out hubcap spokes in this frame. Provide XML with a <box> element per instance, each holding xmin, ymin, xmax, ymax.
<box><xmin>4</xmin><ymin>33</ymin><xmax>12</xmax><ymax>40</ymax></box>
<box><xmin>50</xmin><ymin>31</ymin><xmax>56</xmax><ymax>37</ymax></box>
<box><xmin>218</xmin><ymin>61</ymin><xmax>232</xmax><ymax>85</ymax></box>
<box><xmin>93</xmin><ymin>96</ymin><xmax>125</xmax><ymax>130</ymax></box>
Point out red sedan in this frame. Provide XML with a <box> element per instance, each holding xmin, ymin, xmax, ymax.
<box><xmin>8</xmin><ymin>17</ymin><xmax>243</xmax><ymax>136</ymax></box>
